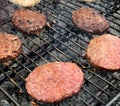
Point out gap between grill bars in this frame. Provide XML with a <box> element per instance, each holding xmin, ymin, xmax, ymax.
<box><xmin>0</xmin><ymin>0</ymin><xmax>120</xmax><ymax>106</ymax></box>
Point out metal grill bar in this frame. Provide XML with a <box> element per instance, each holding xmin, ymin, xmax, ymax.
<box><xmin>43</xmin><ymin>32</ymin><xmax>86</xmax><ymax>68</ymax></box>
<box><xmin>55</xmin><ymin>1</ymin><xmax>120</xmax><ymax>33</ymax></box>
<box><xmin>7</xmin><ymin>20</ymin><xmax>116</xmax><ymax>104</ymax></box>
<box><xmin>35</xmin><ymin>4</ymin><xmax>89</xmax><ymax>43</ymax></box>
<box><xmin>0</xmin><ymin>0</ymin><xmax>119</xmax><ymax>106</ymax></box>
<box><xmin>88</xmin><ymin>69</ymin><xmax>119</xmax><ymax>91</ymax></box>
<box><xmin>1</xmin><ymin>65</ymin><xmax>92</xmax><ymax>105</ymax></box>
<box><xmin>44</xmin><ymin>31</ymin><xmax>84</xmax><ymax>57</ymax></box>
<box><xmin>0</xmin><ymin>29</ymin><xmax>113</xmax><ymax>105</ymax></box>
<box><xmin>0</xmin><ymin>13</ymin><xmax>64</xmax><ymax>63</ymax></box>
<box><xmin>35</xmin><ymin>1</ymin><xmax>119</xmax><ymax>93</ymax></box>
<box><xmin>22</xmin><ymin>44</ymin><xmax>49</xmax><ymax>63</ymax></box>
<box><xmin>0</xmin><ymin>69</ymin><xmax>23</xmax><ymax>92</ymax></box>
<box><xmin>81</xmin><ymin>86</ymin><xmax>106</xmax><ymax>105</ymax></box>
<box><xmin>0</xmin><ymin>27</ymin><xmax>107</xmax><ymax>105</ymax></box>
<box><xmin>0</xmin><ymin>70</ymin><xmax>13</xmax><ymax>82</ymax></box>
<box><xmin>85</xmin><ymin>77</ymin><xmax>111</xmax><ymax>96</ymax></box>
<box><xmin>106</xmin><ymin>93</ymin><xmax>120</xmax><ymax>106</ymax></box>
<box><xmin>50</xmin><ymin>0</ymin><xmax>119</xmax><ymax>34</ymax></box>
<box><xmin>0</xmin><ymin>10</ymin><xmax>117</xmax><ymax>106</ymax></box>
<box><xmin>0</xmin><ymin>14</ymin><xmax>119</xmax><ymax>106</ymax></box>
<box><xmin>25</xmin><ymin>37</ymin><xmax>62</xmax><ymax>62</ymax></box>
<box><xmin>74</xmin><ymin>95</ymin><xmax>90</xmax><ymax>106</ymax></box>
<box><xmin>68</xmin><ymin>0</ymin><xmax>120</xmax><ymax>18</ymax></box>
<box><xmin>2</xmin><ymin>64</ymin><xmax>25</xmax><ymax>81</ymax></box>
<box><xmin>0</xmin><ymin>85</ymin><xmax>20</xmax><ymax>106</ymax></box>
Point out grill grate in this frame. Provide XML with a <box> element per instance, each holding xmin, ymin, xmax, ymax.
<box><xmin>0</xmin><ymin>0</ymin><xmax>120</xmax><ymax>106</ymax></box>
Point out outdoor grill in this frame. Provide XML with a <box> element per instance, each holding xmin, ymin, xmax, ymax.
<box><xmin>0</xmin><ymin>0</ymin><xmax>120</xmax><ymax>106</ymax></box>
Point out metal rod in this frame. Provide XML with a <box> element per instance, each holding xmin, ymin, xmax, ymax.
<box><xmin>2</xmin><ymin>64</ymin><xmax>25</xmax><ymax>81</ymax></box>
<box><xmin>58</xmin><ymin>0</ymin><xmax>120</xmax><ymax>31</ymax></box>
<box><xmin>106</xmin><ymin>93</ymin><xmax>120</xmax><ymax>106</ymax></box>
<box><xmin>39</xmin><ymin>32</ymin><xmax>86</xmax><ymax>68</ymax></box>
<box><xmin>0</xmin><ymin>69</ymin><xmax>23</xmax><ymax>93</ymax></box>
<box><xmin>0</xmin><ymin>70</ymin><xmax>13</xmax><ymax>82</ymax></box>
<box><xmin>44</xmin><ymin>0</ymin><xmax>120</xmax><ymax>27</ymax></box>
<box><xmin>75</xmin><ymin>95</ymin><xmax>90</xmax><ymax>105</ymax></box>
<box><xmin>87</xmin><ymin>69</ymin><xmax>120</xmax><ymax>91</ymax></box>
<box><xmin>0</xmin><ymin>85</ymin><xmax>20</xmax><ymax>106</ymax></box>
<box><xmin>0</xmin><ymin>1</ymin><xmax>119</xmax><ymax>106</ymax></box>
<box><xmin>44</xmin><ymin>31</ymin><xmax>84</xmax><ymax>57</ymax></box>
<box><xmin>82</xmin><ymin>87</ymin><xmax>105</xmax><ymax>105</ymax></box>
<box><xmin>35</xmin><ymin>3</ymin><xmax>89</xmax><ymax>44</ymax></box>
<box><xmin>22</xmin><ymin>43</ymin><xmax>48</xmax><ymax>63</ymax></box>
<box><xmin>26</xmin><ymin>37</ymin><xmax>62</xmax><ymax>62</ymax></box>
<box><xmin>85</xmin><ymin>77</ymin><xmax>111</xmax><ymax>96</ymax></box>
<box><xmin>66</xmin><ymin>0</ymin><xmax>120</xmax><ymax>20</ymax></box>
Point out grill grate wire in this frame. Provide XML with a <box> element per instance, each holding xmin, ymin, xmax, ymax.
<box><xmin>0</xmin><ymin>0</ymin><xmax>120</xmax><ymax>106</ymax></box>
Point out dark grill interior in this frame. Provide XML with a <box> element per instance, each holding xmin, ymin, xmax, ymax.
<box><xmin>0</xmin><ymin>0</ymin><xmax>120</xmax><ymax>106</ymax></box>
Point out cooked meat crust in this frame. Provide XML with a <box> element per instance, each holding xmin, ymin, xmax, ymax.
<box><xmin>0</xmin><ymin>32</ymin><xmax>22</xmax><ymax>62</ymax></box>
<box><xmin>26</xmin><ymin>62</ymin><xmax>84</xmax><ymax>103</ymax></box>
<box><xmin>86</xmin><ymin>34</ymin><xmax>120</xmax><ymax>71</ymax></box>
<box><xmin>9</xmin><ymin>0</ymin><xmax>41</xmax><ymax>7</ymax></box>
<box><xmin>12</xmin><ymin>9</ymin><xmax>47</xmax><ymax>35</ymax></box>
<box><xmin>72</xmin><ymin>7</ymin><xmax>109</xmax><ymax>34</ymax></box>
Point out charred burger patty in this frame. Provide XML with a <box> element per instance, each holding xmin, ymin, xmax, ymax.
<box><xmin>12</xmin><ymin>9</ymin><xmax>47</xmax><ymax>35</ymax></box>
<box><xmin>72</xmin><ymin>7</ymin><xmax>109</xmax><ymax>34</ymax></box>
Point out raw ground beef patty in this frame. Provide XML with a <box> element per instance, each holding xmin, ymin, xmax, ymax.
<box><xmin>26</xmin><ymin>62</ymin><xmax>84</xmax><ymax>103</ymax></box>
<box><xmin>86</xmin><ymin>34</ymin><xmax>120</xmax><ymax>71</ymax></box>
<box><xmin>72</xmin><ymin>7</ymin><xmax>109</xmax><ymax>34</ymax></box>
<box><xmin>0</xmin><ymin>32</ymin><xmax>22</xmax><ymax>62</ymax></box>
<box><xmin>12</xmin><ymin>9</ymin><xmax>47</xmax><ymax>35</ymax></box>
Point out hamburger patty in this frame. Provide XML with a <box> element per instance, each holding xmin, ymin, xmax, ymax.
<box><xmin>26</xmin><ymin>62</ymin><xmax>84</xmax><ymax>103</ymax></box>
<box><xmin>72</xmin><ymin>7</ymin><xmax>109</xmax><ymax>34</ymax></box>
<box><xmin>9</xmin><ymin>0</ymin><xmax>41</xmax><ymax>7</ymax></box>
<box><xmin>86</xmin><ymin>34</ymin><xmax>120</xmax><ymax>71</ymax></box>
<box><xmin>0</xmin><ymin>32</ymin><xmax>22</xmax><ymax>62</ymax></box>
<box><xmin>12</xmin><ymin>9</ymin><xmax>47</xmax><ymax>35</ymax></box>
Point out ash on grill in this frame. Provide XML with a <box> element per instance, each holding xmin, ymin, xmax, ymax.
<box><xmin>0</xmin><ymin>0</ymin><xmax>120</xmax><ymax>106</ymax></box>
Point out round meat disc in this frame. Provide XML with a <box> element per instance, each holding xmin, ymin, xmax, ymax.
<box><xmin>9</xmin><ymin>0</ymin><xmax>41</xmax><ymax>7</ymax></box>
<box><xmin>26</xmin><ymin>62</ymin><xmax>84</xmax><ymax>103</ymax></box>
<box><xmin>0</xmin><ymin>32</ymin><xmax>22</xmax><ymax>62</ymax></box>
<box><xmin>86</xmin><ymin>34</ymin><xmax>120</xmax><ymax>71</ymax></box>
<box><xmin>72</xmin><ymin>7</ymin><xmax>109</xmax><ymax>34</ymax></box>
<box><xmin>12</xmin><ymin>9</ymin><xmax>47</xmax><ymax>35</ymax></box>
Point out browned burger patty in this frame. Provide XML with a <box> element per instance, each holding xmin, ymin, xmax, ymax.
<box><xmin>86</xmin><ymin>34</ymin><xmax>120</xmax><ymax>71</ymax></box>
<box><xmin>72</xmin><ymin>7</ymin><xmax>109</xmax><ymax>34</ymax></box>
<box><xmin>26</xmin><ymin>62</ymin><xmax>84</xmax><ymax>103</ymax></box>
<box><xmin>12</xmin><ymin>9</ymin><xmax>47</xmax><ymax>35</ymax></box>
<box><xmin>0</xmin><ymin>32</ymin><xmax>22</xmax><ymax>62</ymax></box>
